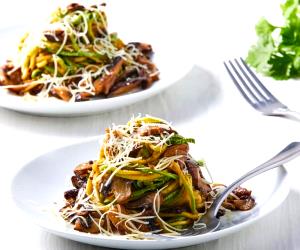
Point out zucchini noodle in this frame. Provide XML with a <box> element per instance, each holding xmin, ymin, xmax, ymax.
<box><xmin>60</xmin><ymin>116</ymin><xmax>256</xmax><ymax>239</ymax></box>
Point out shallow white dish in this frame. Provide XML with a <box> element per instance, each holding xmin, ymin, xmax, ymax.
<box><xmin>0</xmin><ymin>26</ymin><xmax>192</xmax><ymax>117</ymax></box>
<box><xmin>11</xmin><ymin>138</ymin><xmax>289</xmax><ymax>249</ymax></box>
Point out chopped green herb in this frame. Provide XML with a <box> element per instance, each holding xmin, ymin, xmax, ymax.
<box><xmin>167</xmin><ymin>134</ymin><xmax>195</xmax><ymax>145</ymax></box>
<box><xmin>197</xmin><ymin>160</ymin><xmax>205</xmax><ymax>166</ymax></box>
<box><xmin>246</xmin><ymin>0</ymin><xmax>300</xmax><ymax>79</ymax></box>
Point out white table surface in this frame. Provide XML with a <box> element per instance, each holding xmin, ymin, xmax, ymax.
<box><xmin>1</xmin><ymin>0</ymin><xmax>300</xmax><ymax>249</ymax></box>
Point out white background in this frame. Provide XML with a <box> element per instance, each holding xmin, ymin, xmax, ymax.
<box><xmin>1</xmin><ymin>0</ymin><xmax>300</xmax><ymax>249</ymax></box>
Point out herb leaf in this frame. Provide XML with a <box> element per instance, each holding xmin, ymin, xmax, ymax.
<box><xmin>167</xmin><ymin>134</ymin><xmax>195</xmax><ymax>145</ymax></box>
<box><xmin>246</xmin><ymin>0</ymin><xmax>300</xmax><ymax>80</ymax></box>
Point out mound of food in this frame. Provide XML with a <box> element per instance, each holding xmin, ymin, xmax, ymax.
<box><xmin>60</xmin><ymin>116</ymin><xmax>255</xmax><ymax>238</ymax></box>
<box><xmin>0</xmin><ymin>3</ymin><xmax>159</xmax><ymax>102</ymax></box>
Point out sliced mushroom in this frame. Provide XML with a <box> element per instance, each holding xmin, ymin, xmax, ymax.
<box><xmin>29</xmin><ymin>84</ymin><xmax>44</xmax><ymax>95</ymax></box>
<box><xmin>7</xmin><ymin>67</ymin><xmax>22</xmax><ymax>83</ymax></box>
<box><xmin>74</xmin><ymin>161</ymin><xmax>93</xmax><ymax>178</ymax></box>
<box><xmin>44</xmin><ymin>30</ymin><xmax>65</xmax><ymax>42</ymax></box>
<box><xmin>136</xmin><ymin>55</ymin><xmax>156</xmax><ymax>71</ymax></box>
<box><xmin>128</xmin><ymin>42</ymin><xmax>153</xmax><ymax>55</ymax></box>
<box><xmin>232</xmin><ymin>187</ymin><xmax>252</xmax><ymax>200</ymax></box>
<box><xmin>128</xmin><ymin>145</ymin><xmax>143</xmax><ymax>157</ymax></box>
<box><xmin>50</xmin><ymin>86</ymin><xmax>72</xmax><ymax>101</ymax></box>
<box><xmin>71</xmin><ymin>175</ymin><xmax>85</xmax><ymax>189</ymax></box>
<box><xmin>125</xmin><ymin>192</ymin><xmax>162</xmax><ymax>209</ymax></box>
<box><xmin>64</xmin><ymin>189</ymin><xmax>79</xmax><ymax>204</ymax></box>
<box><xmin>233</xmin><ymin>197</ymin><xmax>256</xmax><ymax>211</ymax></box>
<box><xmin>67</xmin><ymin>3</ymin><xmax>85</xmax><ymax>12</ymax></box>
<box><xmin>74</xmin><ymin>216</ymin><xmax>100</xmax><ymax>234</ymax></box>
<box><xmin>1</xmin><ymin>61</ymin><xmax>14</xmax><ymax>73</ymax></box>
<box><xmin>115</xmin><ymin>67</ymin><xmax>139</xmax><ymax>83</ymax></box>
<box><xmin>110</xmin><ymin>177</ymin><xmax>132</xmax><ymax>204</ymax></box>
<box><xmin>163</xmin><ymin>144</ymin><xmax>189</xmax><ymax>158</ymax></box>
<box><xmin>141</xmin><ymin>73</ymin><xmax>159</xmax><ymax>89</ymax></box>
<box><xmin>74</xmin><ymin>218</ymin><xmax>86</xmax><ymax>232</ymax></box>
<box><xmin>75</xmin><ymin>92</ymin><xmax>94</xmax><ymax>102</ymax></box>
<box><xmin>93</xmin><ymin>57</ymin><xmax>124</xmax><ymax>95</ymax></box>
<box><xmin>6</xmin><ymin>82</ymin><xmax>41</xmax><ymax>95</ymax></box>
<box><xmin>64</xmin><ymin>189</ymin><xmax>78</xmax><ymax>200</ymax></box>
<box><xmin>108</xmin><ymin>78</ymin><xmax>141</xmax><ymax>97</ymax></box>
<box><xmin>221</xmin><ymin>201</ymin><xmax>236</xmax><ymax>210</ymax></box>
<box><xmin>5</xmin><ymin>84</ymin><xmax>29</xmax><ymax>94</ymax></box>
<box><xmin>0</xmin><ymin>62</ymin><xmax>22</xmax><ymax>86</ymax></box>
<box><xmin>138</xmin><ymin>125</ymin><xmax>173</xmax><ymax>136</ymax></box>
<box><xmin>107</xmin><ymin>205</ymin><xmax>128</xmax><ymax>234</ymax></box>
<box><xmin>134</xmin><ymin>57</ymin><xmax>160</xmax><ymax>89</ymax></box>
<box><xmin>185</xmin><ymin>159</ymin><xmax>212</xmax><ymax>197</ymax></box>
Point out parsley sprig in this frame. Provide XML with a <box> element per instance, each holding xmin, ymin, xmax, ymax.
<box><xmin>247</xmin><ymin>0</ymin><xmax>300</xmax><ymax>80</ymax></box>
<box><xmin>167</xmin><ymin>134</ymin><xmax>195</xmax><ymax>145</ymax></box>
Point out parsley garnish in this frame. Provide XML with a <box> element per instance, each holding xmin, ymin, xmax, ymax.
<box><xmin>246</xmin><ymin>0</ymin><xmax>300</xmax><ymax>80</ymax></box>
<box><xmin>167</xmin><ymin>134</ymin><xmax>195</xmax><ymax>145</ymax></box>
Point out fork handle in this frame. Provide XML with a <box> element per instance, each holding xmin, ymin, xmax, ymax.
<box><xmin>209</xmin><ymin>141</ymin><xmax>300</xmax><ymax>217</ymax></box>
<box><xmin>274</xmin><ymin>108</ymin><xmax>300</xmax><ymax>121</ymax></box>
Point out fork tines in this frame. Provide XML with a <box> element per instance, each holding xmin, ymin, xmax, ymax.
<box><xmin>224</xmin><ymin>58</ymin><xmax>281</xmax><ymax>109</ymax></box>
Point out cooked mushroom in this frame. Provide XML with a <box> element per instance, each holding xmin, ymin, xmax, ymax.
<box><xmin>115</xmin><ymin>67</ymin><xmax>139</xmax><ymax>83</ymax></box>
<box><xmin>138</xmin><ymin>125</ymin><xmax>173</xmax><ymax>136</ymax></box>
<box><xmin>93</xmin><ymin>57</ymin><xmax>124</xmax><ymax>95</ymax></box>
<box><xmin>74</xmin><ymin>161</ymin><xmax>93</xmax><ymax>178</ymax></box>
<box><xmin>136</xmin><ymin>55</ymin><xmax>157</xmax><ymax>72</ymax></box>
<box><xmin>67</xmin><ymin>3</ymin><xmax>85</xmax><ymax>12</ymax></box>
<box><xmin>128</xmin><ymin>42</ymin><xmax>153</xmax><ymax>55</ymax></box>
<box><xmin>110</xmin><ymin>177</ymin><xmax>132</xmax><ymax>204</ymax></box>
<box><xmin>5</xmin><ymin>84</ymin><xmax>28</xmax><ymax>95</ymax></box>
<box><xmin>71</xmin><ymin>175</ymin><xmax>85</xmax><ymax>189</ymax></box>
<box><xmin>7</xmin><ymin>67</ymin><xmax>22</xmax><ymax>84</ymax></box>
<box><xmin>50</xmin><ymin>86</ymin><xmax>72</xmax><ymax>101</ymax></box>
<box><xmin>223</xmin><ymin>186</ymin><xmax>255</xmax><ymax>211</ymax></box>
<box><xmin>136</xmin><ymin>58</ymin><xmax>159</xmax><ymax>89</ymax></box>
<box><xmin>126</xmin><ymin>192</ymin><xmax>162</xmax><ymax>209</ymax></box>
<box><xmin>233</xmin><ymin>187</ymin><xmax>252</xmax><ymax>200</ymax></box>
<box><xmin>185</xmin><ymin>159</ymin><xmax>212</xmax><ymax>197</ymax></box>
<box><xmin>233</xmin><ymin>197</ymin><xmax>256</xmax><ymax>211</ymax></box>
<box><xmin>163</xmin><ymin>144</ymin><xmax>189</xmax><ymax>158</ymax></box>
<box><xmin>75</xmin><ymin>92</ymin><xmax>94</xmax><ymax>102</ymax></box>
<box><xmin>64</xmin><ymin>189</ymin><xmax>79</xmax><ymax>204</ymax></box>
<box><xmin>0</xmin><ymin>62</ymin><xmax>22</xmax><ymax>86</ymax></box>
<box><xmin>107</xmin><ymin>205</ymin><xmax>128</xmax><ymax>234</ymax></box>
<box><xmin>44</xmin><ymin>30</ymin><xmax>65</xmax><ymax>42</ymax></box>
<box><xmin>108</xmin><ymin>78</ymin><xmax>142</xmax><ymax>97</ymax></box>
<box><xmin>28</xmin><ymin>84</ymin><xmax>44</xmax><ymax>95</ymax></box>
<box><xmin>74</xmin><ymin>216</ymin><xmax>100</xmax><ymax>234</ymax></box>
<box><xmin>6</xmin><ymin>82</ymin><xmax>41</xmax><ymax>95</ymax></box>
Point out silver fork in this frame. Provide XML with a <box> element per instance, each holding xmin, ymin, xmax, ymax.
<box><xmin>224</xmin><ymin>58</ymin><xmax>300</xmax><ymax>121</ymax></box>
<box><xmin>179</xmin><ymin>141</ymin><xmax>300</xmax><ymax>237</ymax></box>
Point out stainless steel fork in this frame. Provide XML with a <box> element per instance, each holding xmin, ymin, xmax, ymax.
<box><xmin>224</xmin><ymin>58</ymin><xmax>300</xmax><ymax>121</ymax></box>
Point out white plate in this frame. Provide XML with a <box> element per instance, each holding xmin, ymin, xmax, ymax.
<box><xmin>0</xmin><ymin>26</ymin><xmax>192</xmax><ymax>117</ymax></box>
<box><xmin>11</xmin><ymin>138</ymin><xmax>289</xmax><ymax>249</ymax></box>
